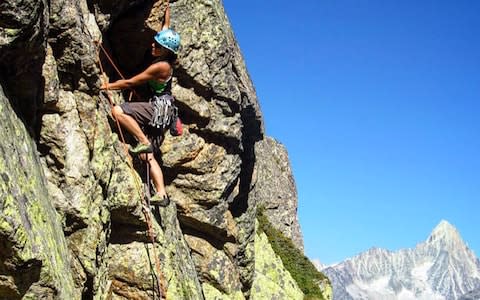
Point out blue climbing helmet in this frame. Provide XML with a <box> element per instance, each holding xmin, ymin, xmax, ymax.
<box><xmin>154</xmin><ymin>29</ymin><xmax>181</xmax><ymax>54</ymax></box>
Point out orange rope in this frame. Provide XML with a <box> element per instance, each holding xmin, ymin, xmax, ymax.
<box><xmin>98</xmin><ymin>42</ymin><xmax>126</xmax><ymax>80</ymax></box>
<box><xmin>95</xmin><ymin>41</ymin><xmax>167</xmax><ymax>299</ymax></box>
<box><xmin>97</xmin><ymin>42</ymin><xmax>142</xmax><ymax>102</ymax></box>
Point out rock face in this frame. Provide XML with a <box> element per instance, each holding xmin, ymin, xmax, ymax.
<box><xmin>0</xmin><ymin>85</ymin><xmax>78</xmax><ymax>299</ymax></box>
<box><xmin>323</xmin><ymin>221</ymin><xmax>480</xmax><ymax>300</ymax></box>
<box><xmin>252</xmin><ymin>137</ymin><xmax>304</xmax><ymax>251</ymax></box>
<box><xmin>251</xmin><ymin>226</ymin><xmax>303</xmax><ymax>300</ymax></box>
<box><xmin>0</xmin><ymin>0</ymin><xmax>323</xmax><ymax>299</ymax></box>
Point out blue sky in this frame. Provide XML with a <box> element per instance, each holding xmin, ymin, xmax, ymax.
<box><xmin>223</xmin><ymin>1</ymin><xmax>480</xmax><ymax>264</ymax></box>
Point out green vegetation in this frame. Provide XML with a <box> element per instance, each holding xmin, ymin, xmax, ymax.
<box><xmin>257</xmin><ymin>208</ymin><xmax>330</xmax><ymax>300</ymax></box>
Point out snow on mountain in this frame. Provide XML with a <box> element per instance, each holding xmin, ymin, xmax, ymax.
<box><xmin>312</xmin><ymin>259</ymin><xmax>328</xmax><ymax>271</ymax></box>
<box><xmin>459</xmin><ymin>287</ymin><xmax>480</xmax><ymax>300</ymax></box>
<box><xmin>322</xmin><ymin>220</ymin><xmax>480</xmax><ymax>300</ymax></box>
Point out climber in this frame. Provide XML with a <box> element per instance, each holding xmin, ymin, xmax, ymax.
<box><xmin>100</xmin><ymin>2</ymin><xmax>180</xmax><ymax>207</ymax></box>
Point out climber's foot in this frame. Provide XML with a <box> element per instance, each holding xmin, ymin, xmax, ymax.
<box><xmin>150</xmin><ymin>194</ymin><xmax>170</xmax><ymax>207</ymax></box>
<box><xmin>129</xmin><ymin>142</ymin><xmax>153</xmax><ymax>155</ymax></box>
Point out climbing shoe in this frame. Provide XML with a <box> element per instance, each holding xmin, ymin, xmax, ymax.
<box><xmin>129</xmin><ymin>142</ymin><xmax>153</xmax><ymax>155</ymax></box>
<box><xmin>149</xmin><ymin>194</ymin><xmax>170</xmax><ymax>207</ymax></box>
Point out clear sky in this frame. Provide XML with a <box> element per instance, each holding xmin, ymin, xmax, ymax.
<box><xmin>223</xmin><ymin>0</ymin><xmax>480</xmax><ymax>265</ymax></box>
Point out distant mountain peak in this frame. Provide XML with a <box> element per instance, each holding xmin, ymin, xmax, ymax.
<box><xmin>323</xmin><ymin>220</ymin><xmax>480</xmax><ymax>300</ymax></box>
<box><xmin>311</xmin><ymin>259</ymin><xmax>327</xmax><ymax>271</ymax></box>
<box><xmin>432</xmin><ymin>220</ymin><xmax>458</xmax><ymax>235</ymax></box>
<box><xmin>427</xmin><ymin>220</ymin><xmax>464</xmax><ymax>247</ymax></box>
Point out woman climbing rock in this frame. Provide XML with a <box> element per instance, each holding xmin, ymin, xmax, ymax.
<box><xmin>100</xmin><ymin>3</ymin><xmax>181</xmax><ymax>207</ymax></box>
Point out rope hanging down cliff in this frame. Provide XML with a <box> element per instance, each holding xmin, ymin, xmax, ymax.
<box><xmin>96</xmin><ymin>43</ymin><xmax>167</xmax><ymax>299</ymax></box>
<box><xmin>90</xmin><ymin>2</ymin><xmax>183</xmax><ymax>298</ymax></box>
<box><xmin>99</xmin><ymin>2</ymin><xmax>181</xmax><ymax>207</ymax></box>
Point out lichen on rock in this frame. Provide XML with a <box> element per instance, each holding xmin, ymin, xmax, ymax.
<box><xmin>0</xmin><ymin>0</ymin><xmax>330</xmax><ymax>299</ymax></box>
<box><xmin>251</xmin><ymin>229</ymin><xmax>304</xmax><ymax>300</ymax></box>
<box><xmin>0</xmin><ymin>85</ymin><xmax>78</xmax><ymax>299</ymax></box>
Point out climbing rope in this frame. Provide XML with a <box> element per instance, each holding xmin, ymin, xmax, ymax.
<box><xmin>94</xmin><ymin>40</ymin><xmax>168</xmax><ymax>299</ymax></box>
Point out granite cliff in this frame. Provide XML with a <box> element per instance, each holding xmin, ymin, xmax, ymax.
<box><xmin>0</xmin><ymin>0</ymin><xmax>329</xmax><ymax>299</ymax></box>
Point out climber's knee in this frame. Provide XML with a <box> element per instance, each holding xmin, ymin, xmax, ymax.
<box><xmin>112</xmin><ymin>105</ymin><xmax>124</xmax><ymax>119</ymax></box>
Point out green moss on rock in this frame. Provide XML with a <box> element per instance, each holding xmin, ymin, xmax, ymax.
<box><xmin>251</xmin><ymin>229</ymin><xmax>303</xmax><ymax>300</ymax></box>
<box><xmin>257</xmin><ymin>209</ymin><xmax>330</xmax><ymax>300</ymax></box>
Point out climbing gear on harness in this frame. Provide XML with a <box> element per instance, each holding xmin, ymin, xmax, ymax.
<box><xmin>149</xmin><ymin>94</ymin><xmax>176</xmax><ymax>129</ymax></box>
<box><xmin>149</xmin><ymin>194</ymin><xmax>171</xmax><ymax>207</ymax></box>
<box><xmin>154</xmin><ymin>29</ymin><xmax>181</xmax><ymax>54</ymax></box>
<box><xmin>129</xmin><ymin>142</ymin><xmax>154</xmax><ymax>155</ymax></box>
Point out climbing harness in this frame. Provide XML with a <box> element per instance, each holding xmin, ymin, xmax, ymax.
<box><xmin>95</xmin><ymin>41</ymin><xmax>168</xmax><ymax>300</ymax></box>
<box><xmin>149</xmin><ymin>94</ymin><xmax>176</xmax><ymax>129</ymax></box>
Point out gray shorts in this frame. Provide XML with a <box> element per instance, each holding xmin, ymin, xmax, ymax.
<box><xmin>120</xmin><ymin>101</ymin><xmax>165</xmax><ymax>147</ymax></box>
<box><xmin>120</xmin><ymin>101</ymin><xmax>155</xmax><ymax>127</ymax></box>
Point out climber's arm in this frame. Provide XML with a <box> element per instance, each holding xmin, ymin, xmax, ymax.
<box><xmin>100</xmin><ymin>63</ymin><xmax>167</xmax><ymax>90</ymax></box>
<box><xmin>162</xmin><ymin>2</ymin><xmax>170</xmax><ymax>30</ymax></box>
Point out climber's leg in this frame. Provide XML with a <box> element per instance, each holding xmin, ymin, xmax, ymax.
<box><xmin>141</xmin><ymin>153</ymin><xmax>170</xmax><ymax>206</ymax></box>
<box><xmin>148</xmin><ymin>154</ymin><xmax>166</xmax><ymax>197</ymax></box>
<box><xmin>112</xmin><ymin>105</ymin><xmax>150</xmax><ymax>145</ymax></box>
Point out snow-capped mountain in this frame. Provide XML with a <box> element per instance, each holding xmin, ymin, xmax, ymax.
<box><xmin>312</xmin><ymin>259</ymin><xmax>327</xmax><ymax>271</ymax></box>
<box><xmin>322</xmin><ymin>220</ymin><xmax>480</xmax><ymax>300</ymax></box>
<box><xmin>459</xmin><ymin>287</ymin><xmax>480</xmax><ymax>300</ymax></box>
